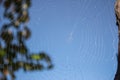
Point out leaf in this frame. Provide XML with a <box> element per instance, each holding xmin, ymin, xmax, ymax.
<box><xmin>22</xmin><ymin>27</ymin><xmax>31</xmax><ymax>39</ymax></box>
<box><xmin>9</xmin><ymin>44</ymin><xmax>19</xmax><ymax>52</ymax></box>
<box><xmin>1</xmin><ymin>24</ymin><xmax>9</xmax><ymax>30</ymax></box>
<box><xmin>0</xmin><ymin>49</ymin><xmax>6</xmax><ymax>57</ymax></box>
<box><xmin>8</xmin><ymin>43</ymin><xmax>27</xmax><ymax>54</ymax></box>
<box><xmin>19</xmin><ymin>45</ymin><xmax>27</xmax><ymax>54</ymax></box>
<box><xmin>13</xmin><ymin>20</ymin><xmax>20</xmax><ymax>28</ymax></box>
<box><xmin>4</xmin><ymin>0</ymin><xmax>11</xmax><ymax>9</ymax></box>
<box><xmin>19</xmin><ymin>15</ymin><xmax>29</xmax><ymax>23</ymax></box>
<box><xmin>47</xmin><ymin>64</ymin><xmax>53</xmax><ymax>69</ymax></box>
<box><xmin>14</xmin><ymin>6</ymin><xmax>22</xmax><ymax>13</ymax></box>
<box><xmin>17</xmin><ymin>61</ymin><xmax>24</xmax><ymax>67</ymax></box>
<box><xmin>30</xmin><ymin>54</ymin><xmax>42</xmax><ymax>60</ymax></box>
<box><xmin>39</xmin><ymin>52</ymin><xmax>52</xmax><ymax>62</ymax></box>
<box><xmin>26</xmin><ymin>0</ymin><xmax>31</xmax><ymax>7</ymax></box>
<box><xmin>33</xmin><ymin>64</ymin><xmax>43</xmax><ymax>70</ymax></box>
<box><xmin>23</xmin><ymin>63</ymin><xmax>33</xmax><ymax>71</ymax></box>
<box><xmin>1</xmin><ymin>31</ymin><xmax>13</xmax><ymax>43</ymax></box>
<box><xmin>12</xmin><ymin>63</ymin><xmax>20</xmax><ymax>71</ymax></box>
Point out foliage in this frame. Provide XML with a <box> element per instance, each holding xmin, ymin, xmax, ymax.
<box><xmin>0</xmin><ymin>0</ymin><xmax>53</xmax><ymax>80</ymax></box>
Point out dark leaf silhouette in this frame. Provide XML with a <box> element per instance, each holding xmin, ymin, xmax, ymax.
<box><xmin>1</xmin><ymin>30</ymin><xmax>13</xmax><ymax>43</ymax></box>
<box><xmin>4</xmin><ymin>0</ymin><xmax>11</xmax><ymax>9</ymax></box>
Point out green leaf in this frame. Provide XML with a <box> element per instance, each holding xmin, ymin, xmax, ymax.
<box><xmin>24</xmin><ymin>63</ymin><xmax>33</xmax><ymax>71</ymax></box>
<box><xmin>0</xmin><ymin>49</ymin><xmax>6</xmax><ymax>57</ymax></box>
<box><xmin>30</xmin><ymin>54</ymin><xmax>42</xmax><ymax>60</ymax></box>
<box><xmin>19</xmin><ymin>45</ymin><xmax>27</xmax><ymax>54</ymax></box>
<box><xmin>19</xmin><ymin>48</ymin><xmax>27</xmax><ymax>54</ymax></box>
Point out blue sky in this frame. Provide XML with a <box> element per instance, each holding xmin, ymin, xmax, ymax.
<box><xmin>0</xmin><ymin>0</ymin><xmax>119</xmax><ymax>80</ymax></box>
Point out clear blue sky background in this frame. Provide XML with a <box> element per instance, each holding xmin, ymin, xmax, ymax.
<box><xmin>1</xmin><ymin>0</ymin><xmax>119</xmax><ymax>80</ymax></box>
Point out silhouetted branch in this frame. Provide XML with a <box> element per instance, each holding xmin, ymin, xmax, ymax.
<box><xmin>0</xmin><ymin>0</ymin><xmax>53</xmax><ymax>80</ymax></box>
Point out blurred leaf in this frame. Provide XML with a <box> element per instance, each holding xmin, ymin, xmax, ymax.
<box><xmin>9</xmin><ymin>44</ymin><xmax>27</xmax><ymax>54</ymax></box>
<box><xmin>22</xmin><ymin>26</ymin><xmax>31</xmax><ymax>39</ymax></box>
<box><xmin>33</xmin><ymin>64</ymin><xmax>43</xmax><ymax>70</ymax></box>
<box><xmin>1</xmin><ymin>24</ymin><xmax>9</xmax><ymax>30</ymax></box>
<box><xmin>39</xmin><ymin>52</ymin><xmax>52</xmax><ymax>62</ymax></box>
<box><xmin>47</xmin><ymin>64</ymin><xmax>53</xmax><ymax>69</ymax></box>
<box><xmin>13</xmin><ymin>0</ymin><xmax>22</xmax><ymax>5</ymax></box>
<box><xmin>19</xmin><ymin>45</ymin><xmax>27</xmax><ymax>54</ymax></box>
<box><xmin>6</xmin><ymin>51</ymin><xmax>16</xmax><ymax>60</ymax></box>
<box><xmin>4</xmin><ymin>12</ymin><xmax>14</xmax><ymax>20</ymax></box>
<box><xmin>1</xmin><ymin>30</ymin><xmax>13</xmax><ymax>43</ymax></box>
<box><xmin>26</xmin><ymin>0</ymin><xmax>31</xmax><ymax>7</ymax></box>
<box><xmin>14</xmin><ymin>7</ymin><xmax>22</xmax><ymax>13</ymax></box>
<box><xmin>17</xmin><ymin>61</ymin><xmax>24</xmax><ymax>67</ymax></box>
<box><xmin>0</xmin><ymin>48</ymin><xmax>6</xmax><ymax>57</ymax></box>
<box><xmin>4</xmin><ymin>0</ymin><xmax>11</xmax><ymax>9</ymax></box>
<box><xmin>23</xmin><ymin>63</ymin><xmax>33</xmax><ymax>71</ymax></box>
<box><xmin>8</xmin><ymin>44</ymin><xmax>18</xmax><ymax>52</ymax></box>
<box><xmin>19</xmin><ymin>15</ymin><xmax>29</xmax><ymax>23</ymax></box>
<box><xmin>30</xmin><ymin>54</ymin><xmax>42</xmax><ymax>60</ymax></box>
<box><xmin>17</xmin><ymin>31</ymin><xmax>22</xmax><ymax>42</ymax></box>
<box><xmin>12</xmin><ymin>63</ymin><xmax>20</xmax><ymax>71</ymax></box>
<box><xmin>13</xmin><ymin>20</ymin><xmax>20</xmax><ymax>28</ymax></box>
